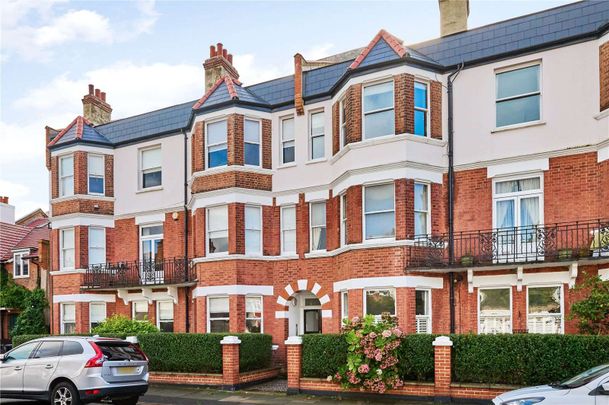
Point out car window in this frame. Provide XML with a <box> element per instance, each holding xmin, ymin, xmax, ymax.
<box><xmin>33</xmin><ymin>341</ymin><xmax>63</xmax><ymax>359</ymax></box>
<box><xmin>558</xmin><ymin>364</ymin><xmax>609</xmax><ymax>388</ymax></box>
<box><xmin>6</xmin><ymin>342</ymin><xmax>39</xmax><ymax>361</ymax></box>
<box><xmin>95</xmin><ymin>342</ymin><xmax>146</xmax><ymax>361</ymax></box>
<box><xmin>60</xmin><ymin>341</ymin><xmax>84</xmax><ymax>356</ymax></box>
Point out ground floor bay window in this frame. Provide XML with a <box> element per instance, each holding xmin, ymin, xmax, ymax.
<box><xmin>157</xmin><ymin>301</ymin><xmax>174</xmax><ymax>332</ymax></box>
<box><xmin>89</xmin><ymin>302</ymin><xmax>106</xmax><ymax>331</ymax></box>
<box><xmin>61</xmin><ymin>303</ymin><xmax>76</xmax><ymax>334</ymax></box>
<box><xmin>364</xmin><ymin>288</ymin><xmax>396</xmax><ymax>319</ymax></box>
<box><xmin>132</xmin><ymin>301</ymin><xmax>148</xmax><ymax>321</ymax></box>
<box><xmin>415</xmin><ymin>289</ymin><xmax>431</xmax><ymax>334</ymax></box>
<box><xmin>478</xmin><ymin>288</ymin><xmax>512</xmax><ymax>334</ymax></box>
<box><xmin>527</xmin><ymin>285</ymin><xmax>563</xmax><ymax>334</ymax></box>
<box><xmin>245</xmin><ymin>296</ymin><xmax>262</xmax><ymax>333</ymax></box>
<box><xmin>208</xmin><ymin>296</ymin><xmax>229</xmax><ymax>332</ymax></box>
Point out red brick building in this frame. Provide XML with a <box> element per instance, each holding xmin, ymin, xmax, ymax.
<box><xmin>46</xmin><ymin>1</ymin><xmax>609</xmax><ymax>363</ymax></box>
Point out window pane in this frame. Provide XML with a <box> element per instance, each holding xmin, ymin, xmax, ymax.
<box><xmin>159</xmin><ymin>321</ymin><xmax>174</xmax><ymax>333</ymax></box>
<box><xmin>366</xmin><ymin>290</ymin><xmax>395</xmax><ymax>315</ymax></box>
<box><xmin>210</xmin><ymin>320</ymin><xmax>229</xmax><ymax>333</ymax></box>
<box><xmin>365</xmin><ymin>212</ymin><xmax>395</xmax><ymax>239</ymax></box>
<box><xmin>282</xmin><ymin>118</ymin><xmax>294</xmax><ymax>141</ymax></box>
<box><xmin>414</xmin><ymin>183</ymin><xmax>428</xmax><ymax>211</ymax></box>
<box><xmin>244</xmin><ymin>120</ymin><xmax>259</xmax><ymax>143</ymax></box>
<box><xmin>61</xmin><ymin>341</ymin><xmax>83</xmax><ymax>355</ymax></box>
<box><xmin>496</xmin><ymin>95</ymin><xmax>540</xmax><ymax>127</ymax></box>
<box><xmin>7</xmin><ymin>342</ymin><xmax>39</xmax><ymax>361</ymax></box>
<box><xmin>497</xmin><ymin>65</ymin><xmax>539</xmax><ymax>100</ymax></box>
<box><xmin>142</xmin><ymin>225</ymin><xmax>163</xmax><ymax>236</ymax></box>
<box><xmin>141</xmin><ymin>148</ymin><xmax>161</xmax><ymax>170</ymax></box>
<box><xmin>495</xmin><ymin>200</ymin><xmax>515</xmax><ymax>228</ymax></box>
<box><xmin>158</xmin><ymin>301</ymin><xmax>173</xmax><ymax>320</ymax></box>
<box><xmin>311</xmin><ymin>227</ymin><xmax>326</xmax><ymax>251</ymax></box>
<box><xmin>209</xmin><ymin>231</ymin><xmax>228</xmax><ymax>253</ymax></box>
<box><xmin>363</xmin><ymin>82</ymin><xmax>393</xmax><ymax>112</ymax></box>
<box><xmin>283</xmin><ymin>230</ymin><xmax>296</xmax><ymax>253</ymax></box>
<box><xmin>528</xmin><ymin>287</ymin><xmax>561</xmax><ymax>314</ymax></box>
<box><xmin>245</xmin><ymin>230</ymin><xmax>261</xmax><ymax>254</ymax></box>
<box><xmin>282</xmin><ymin>142</ymin><xmax>294</xmax><ymax>164</ymax></box>
<box><xmin>90</xmin><ymin>303</ymin><xmax>106</xmax><ymax>322</ymax></box>
<box><xmin>415</xmin><ymin>290</ymin><xmax>428</xmax><ymax>316</ymax></box>
<box><xmin>342</xmin><ymin>292</ymin><xmax>348</xmax><ymax>319</ymax></box>
<box><xmin>311</xmin><ymin>112</ymin><xmax>324</xmax><ymax>135</ymax></box>
<box><xmin>520</xmin><ymin>197</ymin><xmax>540</xmax><ymax>227</ymax></box>
<box><xmin>88</xmin><ymin>155</ymin><xmax>104</xmax><ymax>176</ymax></box>
<box><xmin>364</xmin><ymin>109</ymin><xmax>394</xmax><ymax>139</ymax></box>
<box><xmin>246</xmin><ymin>319</ymin><xmax>261</xmax><ymax>333</ymax></box>
<box><xmin>62</xmin><ymin>229</ymin><xmax>74</xmax><ymax>249</ymax></box>
<box><xmin>246</xmin><ymin>297</ymin><xmax>262</xmax><ymax>317</ymax></box>
<box><xmin>209</xmin><ymin>297</ymin><xmax>229</xmax><ymax>314</ymax></box>
<box><xmin>311</xmin><ymin>135</ymin><xmax>324</xmax><ymax>160</ymax></box>
<box><xmin>61</xmin><ymin>177</ymin><xmax>74</xmax><ymax>196</ymax></box>
<box><xmin>89</xmin><ymin>177</ymin><xmax>104</xmax><ymax>194</ymax></box>
<box><xmin>89</xmin><ymin>228</ymin><xmax>105</xmax><ymax>248</ymax></box>
<box><xmin>244</xmin><ymin>143</ymin><xmax>260</xmax><ymax>166</ymax></box>
<box><xmin>208</xmin><ymin>206</ymin><xmax>228</xmax><ymax>231</ymax></box>
<box><xmin>60</xmin><ymin>156</ymin><xmax>74</xmax><ymax>176</ymax></box>
<box><xmin>143</xmin><ymin>170</ymin><xmax>162</xmax><ymax>188</ymax></box>
<box><xmin>245</xmin><ymin>206</ymin><xmax>261</xmax><ymax>230</ymax></box>
<box><xmin>310</xmin><ymin>202</ymin><xmax>326</xmax><ymax>227</ymax></box>
<box><xmin>63</xmin><ymin>304</ymin><xmax>75</xmax><ymax>322</ymax></box>
<box><xmin>365</xmin><ymin>184</ymin><xmax>394</xmax><ymax>212</ymax></box>
<box><xmin>415</xmin><ymin>212</ymin><xmax>428</xmax><ymax>236</ymax></box>
<box><xmin>208</xmin><ymin>120</ymin><xmax>227</xmax><ymax>145</ymax></box>
<box><xmin>414</xmin><ymin>110</ymin><xmax>427</xmax><ymax>136</ymax></box>
<box><xmin>282</xmin><ymin>207</ymin><xmax>296</xmax><ymax>229</ymax></box>
<box><xmin>208</xmin><ymin>147</ymin><xmax>227</xmax><ymax>168</ymax></box>
<box><xmin>496</xmin><ymin>178</ymin><xmax>540</xmax><ymax>194</ymax></box>
<box><xmin>480</xmin><ymin>289</ymin><xmax>510</xmax><ymax>313</ymax></box>
<box><xmin>414</xmin><ymin>82</ymin><xmax>428</xmax><ymax>109</ymax></box>
<box><xmin>35</xmin><ymin>341</ymin><xmax>63</xmax><ymax>358</ymax></box>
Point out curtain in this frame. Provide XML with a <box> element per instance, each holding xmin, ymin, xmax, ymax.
<box><xmin>496</xmin><ymin>200</ymin><xmax>514</xmax><ymax>228</ymax></box>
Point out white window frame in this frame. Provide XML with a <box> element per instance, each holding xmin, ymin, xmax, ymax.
<box><xmin>89</xmin><ymin>302</ymin><xmax>106</xmax><ymax>331</ymax></box>
<box><xmin>340</xmin><ymin>193</ymin><xmax>347</xmax><ymax>246</ymax></box>
<box><xmin>60</xmin><ymin>303</ymin><xmax>76</xmax><ymax>335</ymax></box>
<box><xmin>12</xmin><ymin>250</ymin><xmax>29</xmax><ymax>278</ymax></box>
<box><xmin>309</xmin><ymin>201</ymin><xmax>326</xmax><ymax>252</ymax></box>
<box><xmin>207</xmin><ymin>296</ymin><xmax>230</xmax><ymax>333</ymax></box>
<box><xmin>362</xmin><ymin>80</ymin><xmax>395</xmax><ymax>140</ymax></box>
<box><xmin>60</xmin><ymin>228</ymin><xmax>75</xmax><ymax>270</ymax></box>
<box><xmin>206</xmin><ymin>205</ymin><xmax>229</xmax><ymax>256</ymax></box>
<box><xmin>132</xmin><ymin>300</ymin><xmax>149</xmax><ymax>321</ymax></box>
<box><xmin>245</xmin><ymin>295</ymin><xmax>263</xmax><ymax>333</ymax></box>
<box><xmin>244</xmin><ymin>118</ymin><xmax>262</xmax><ymax>167</ymax></box>
<box><xmin>363</xmin><ymin>182</ymin><xmax>395</xmax><ymax>241</ymax></box>
<box><xmin>87</xmin><ymin>154</ymin><xmax>105</xmax><ymax>195</ymax></box>
<box><xmin>477</xmin><ymin>287</ymin><xmax>512</xmax><ymax>335</ymax></box>
<box><xmin>492</xmin><ymin>175</ymin><xmax>544</xmax><ymax>226</ymax></box>
<box><xmin>59</xmin><ymin>155</ymin><xmax>74</xmax><ymax>198</ymax></box>
<box><xmin>156</xmin><ymin>300</ymin><xmax>174</xmax><ymax>332</ymax></box>
<box><xmin>415</xmin><ymin>289</ymin><xmax>432</xmax><ymax>334</ymax></box>
<box><xmin>340</xmin><ymin>290</ymin><xmax>349</xmax><ymax>321</ymax></box>
<box><xmin>88</xmin><ymin>227</ymin><xmax>106</xmax><ymax>266</ymax></box>
<box><xmin>363</xmin><ymin>287</ymin><xmax>396</xmax><ymax>319</ymax></box>
<box><xmin>339</xmin><ymin>98</ymin><xmax>347</xmax><ymax>148</ymax></box>
<box><xmin>309</xmin><ymin>110</ymin><xmax>325</xmax><ymax>161</ymax></box>
<box><xmin>245</xmin><ymin>205</ymin><xmax>262</xmax><ymax>256</ymax></box>
<box><xmin>206</xmin><ymin>119</ymin><xmax>228</xmax><ymax>169</ymax></box>
<box><xmin>413</xmin><ymin>81</ymin><xmax>430</xmax><ymax>137</ymax></box>
<box><xmin>280</xmin><ymin>116</ymin><xmax>295</xmax><ymax>165</ymax></box>
<box><xmin>139</xmin><ymin>146</ymin><xmax>162</xmax><ymax>190</ymax></box>
<box><xmin>526</xmin><ymin>284</ymin><xmax>564</xmax><ymax>334</ymax></box>
<box><xmin>495</xmin><ymin>61</ymin><xmax>542</xmax><ymax>129</ymax></box>
<box><xmin>414</xmin><ymin>182</ymin><xmax>431</xmax><ymax>236</ymax></box>
<box><xmin>281</xmin><ymin>205</ymin><xmax>296</xmax><ymax>255</ymax></box>
<box><xmin>139</xmin><ymin>223</ymin><xmax>163</xmax><ymax>262</ymax></box>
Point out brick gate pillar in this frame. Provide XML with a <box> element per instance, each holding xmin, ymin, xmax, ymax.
<box><xmin>433</xmin><ymin>335</ymin><xmax>453</xmax><ymax>400</ymax></box>
<box><xmin>221</xmin><ymin>335</ymin><xmax>241</xmax><ymax>390</ymax></box>
<box><xmin>285</xmin><ymin>336</ymin><xmax>303</xmax><ymax>395</ymax></box>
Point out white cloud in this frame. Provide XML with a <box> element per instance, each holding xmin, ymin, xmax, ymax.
<box><xmin>233</xmin><ymin>54</ymin><xmax>292</xmax><ymax>86</ymax></box>
<box><xmin>304</xmin><ymin>43</ymin><xmax>335</xmax><ymax>60</ymax></box>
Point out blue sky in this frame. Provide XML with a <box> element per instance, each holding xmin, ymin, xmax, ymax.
<box><xmin>0</xmin><ymin>0</ymin><xmax>574</xmax><ymax>217</ymax></box>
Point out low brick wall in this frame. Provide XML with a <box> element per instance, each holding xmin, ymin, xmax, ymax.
<box><xmin>238</xmin><ymin>367</ymin><xmax>281</xmax><ymax>384</ymax></box>
<box><xmin>149</xmin><ymin>372</ymin><xmax>223</xmax><ymax>386</ymax></box>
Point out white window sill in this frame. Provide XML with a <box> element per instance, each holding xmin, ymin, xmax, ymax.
<box><xmin>363</xmin><ymin>237</ymin><xmax>396</xmax><ymax>245</ymax></box>
<box><xmin>136</xmin><ymin>186</ymin><xmax>163</xmax><ymax>194</ymax></box>
<box><xmin>88</xmin><ymin>192</ymin><xmax>105</xmax><ymax>197</ymax></box>
<box><xmin>277</xmin><ymin>163</ymin><xmax>296</xmax><ymax>170</ymax></box>
<box><xmin>207</xmin><ymin>252</ymin><xmax>229</xmax><ymax>258</ymax></box>
<box><xmin>491</xmin><ymin>120</ymin><xmax>546</xmax><ymax>134</ymax></box>
<box><xmin>12</xmin><ymin>275</ymin><xmax>30</xmax><ymax>279</ymax></box>
<box><xmin>50</xmin><ymin>268</ymin><xmax>87</xmax><ymax>275</ymax></box>
<box><xmin>594</xmin><ymin>109</ymin><xmax>609</xmax><ymax>121</ymax></box>
<box><xmin>305</xmin><ymin>158</ymin><xmax>327</xmax><ymax>166</ymax></box>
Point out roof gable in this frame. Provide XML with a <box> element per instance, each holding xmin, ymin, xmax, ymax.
<box><xmin>349</xmin><ymin>29</ymin><xmax>407</xmax><ymax>70</ymax></box>
<box><xmin>47</xmin><ymin>116</ymin><xmax>111</xmax><ymax>147</ymax></box>
<box><xmin>193</xmin><ymin>76</ymin><xmax>268</xmax><ymax>110</ymax></box>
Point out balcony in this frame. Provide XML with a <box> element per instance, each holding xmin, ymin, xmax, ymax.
<box><xmin>83</xmin><ymin>258</ymin><xmax>195</xmax><ymax>289</ymax></box>
<box><xmin>406</xmin><ymin>219</ymin><xmax>609</xmax><ymax>269</ymax></box>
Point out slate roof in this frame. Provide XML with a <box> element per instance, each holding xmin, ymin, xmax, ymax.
<box><xmin>0</xmin><ymin>223</ymin><xmax>31</xmax><ymax>261</ymax></box>
<box><xmin>48</xmin><ymin>116</ymin><xmax>111</xmax><ymax>147</ymax></box>
<box><xmin>47</xmin><ymin>0</ymin><xmax>609</xmax><ymax>149</ymax></box>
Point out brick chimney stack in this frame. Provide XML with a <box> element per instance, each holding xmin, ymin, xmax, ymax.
<box><xmin>82</xmin><ymin>84</ymin><xmax>112</xmax><ymax>126</ymax></box>
<box><xmin>203</xmin><ymin>43</ymin><xmax>239</xmax><ymax>91</ymax></box>
<box><xmin>0</xmin><ymin>196</ymin><xmax>15</xmax><ymax>225</ymax></box>
<box><xmin>439</xmin><ymin>0</ymin><xmax>469</xmax><ymax>37</ymax></box>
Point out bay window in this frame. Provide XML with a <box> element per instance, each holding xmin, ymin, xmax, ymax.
<box><xmin>207</xmin><ymin>205</ymin><xmax>228</xmax><ymax>254</ymax></box>
<box><xmin>281</xmin><ymin>206</ymin><xmax>296</xmax><ymax>254</ymax></box>
<box><xmin>208</xmin><ymin>296</ymin><xmax>229</xmax><ymax>332</ymax></box>
<box><xmin>339</xmin><ymin>99</ymin><xmax>347</xmax><ymax>147</ymax></box>
<box><xmin>310</xmin><ymin>111</ymin><xmax>325</xmax><ymax>160</ymax></box>
<box><xmin>244</xmin><ymin>119</ymin><xmax>261</xmax><ymax>166</ymax></box>
<box><xmin>88</xmin><ymin>227</ymin><xmax>106</xmax><ymax>265</ymax></box>
<box><xmin>245</xmin><ymin>296</ymin><xmax>263</xmax><ymax>333</ymax></box>
<box><xmin>281</xmin><ymin>117</ymin><xmax>295</xmax><ymax>164</ymax></box>
<box><xmin>340</xmin><ymin>194</ymin><xmax>347</xmax><ymax>246</ymax></box>
<box><xmin>89</xmin><ymin>302</ymin><xmax>106</xmax><ymax>331</ymax></box>
<box><xmin>207</xmin><ymin>120</ymin><xmax>228</xmax><ymax>168</ymax></box>
<box><xmin>414</xmin><ymin>82</ymin><xmax>429</xmax><ymax>136</ymax></box>
<box><xmin>496</xmin><ymin>64</ymin><xmax>541</xmax><ymax>127</ymax></box>
<box><xmin>364</xmin><ymin>288</ymin><xmax>396</xmax><ymax>318</ymax></box>
<box><xmin>364</xmin><ymin>183</ymin><xmax>395</xmax><ymax>240</ymax></box>
<box><xmin>415</xmin><ymin>289</ymin><xmax>432</xmax><ymax>334</ymax></box>
<box><xmin>414</xmin><ymin>182</ymin><xmax>430</xmax><ymax>236</ymax></box>
<box><xmin>157</xmin><ymin>301</ymin><xmax>174</xmax><ymax>332</ymax></box>
<box><xmin>59</xmin><ymin>155</ymin><xmax>74</xmax><ymax>197</ymax></box>
<box><xmin>140</xmin><ymin>147</ymin><xmax>162</xmax><ymax>189</ymax></box>
<box><xmin>13</xmin><ymin>251</ymin><xmax>29</xmax><ymax>278</ymax></box>
<box><xmin>363</xmin><ymin>81</ymin><xmax>394</xmax><ymax>139</ymax></box>
<box><xmin>132</xmin><ymin>301</ymin><xmax>148</xmax><ymax>321</ymax></box>
<box><xmin>87</xmin><ymin>154</ymin><xmax>105</xmax><ymax>195</ymax></box>
<box><xmin>60</xmin><ymin>228</ymin><xmax>75</xmax><ymax>270</ymax></box>
<box><xmin>341</xmin><ymin>291</ymin><xmax>349</xmax><ymax>320</ymax></box>
<box><xmin>310</xmin><ymin>201</ymin><xmax>326</xmax><ymax>251</ymax></box>
<box><xmin>478</xmin><ymin>288</ymin><xmax>512</xmax><ymax>334</ymax></box>
<box><xmin>245</xmin><ymin>205</ymin><xmax>262</xmax><ymax>255</ymax></box>
<box><xmin>61</xmin><ymin>303</ymin><xmax>76</xmax><ymax>334</ymax></box>
<box><xmin>527</xmin><ymin>286</ymin><xmax>562</xmax><ymax>334</ymax></box>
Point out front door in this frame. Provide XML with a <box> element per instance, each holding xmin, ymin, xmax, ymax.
<box><xmin>0</xmin><ymin>341</ymin><xmax>39</xmax><ymax>393</ymax></box>
<box><xmin>23</xmin><ymin>341</ymin><xmax>62</xmax><ymax>394</ymax></box>
<box><xmin>303</xmin><ymin>309</ymin><xmax>321</xmax><ymax>334</ymax></box>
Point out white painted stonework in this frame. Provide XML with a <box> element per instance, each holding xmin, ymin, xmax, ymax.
<box><xmin>333</xmin><ymin>276</ymin><xmax>444</xmax><ymax>292</ymax></box>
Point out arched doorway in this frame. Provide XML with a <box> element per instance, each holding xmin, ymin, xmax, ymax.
<box><xmin>287</xmin><ymin>291</ymin><xmax>321</xmax><ymax>335</ymax></box>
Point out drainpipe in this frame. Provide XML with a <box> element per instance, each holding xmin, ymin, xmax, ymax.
<box><xmin>182</xmin><ymin>128</ymin><xmax>190</xmax><ymax>333</ymax></box>
<box><xmin>447</xmin><ymin>62</ymin><xmax>463</xmax><ymax>334</ymax></box>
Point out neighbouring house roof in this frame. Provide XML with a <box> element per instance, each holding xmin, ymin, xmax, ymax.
<box><xmin>0</xmin><ymin>223</ymin><xmax>31</xmax><ymax>261</ymax></box>
<box><xmin>0</xmin><ymin>211</ymin><xmax>50</xmax><ymax>262</ymax></box>
<box><xmin>47</xmin><ymin>0</ymin><xmax>609</xmax><ymax>150</ymax></box>
<box><xmin>15</xmin><ymin>209</ymin><xmax>47</xmax><ymax>227</ymax></box>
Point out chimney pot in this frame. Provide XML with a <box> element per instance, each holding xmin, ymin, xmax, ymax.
<box><xmin>210</xmin><ymin>45</ymin><xmax>216</xmax><ymax>57</ymax></box>
<box><xmin>228</xmin><ymin>54</ymin><xmax>233</xmax><ymax>64</ymax></box>
<box><xmin>88</xmin><ymin>84</ymin><xmax>94</xmax><ymax>95</ymax></box>
<box><xmin>95</xmin><ymin>88</ymin><xmax>101</xmax><ymax>98</ymax></box>
<box><xmin>222</xmin><ymin>49</ymin><xmax>228</xmax><ymax>59</ymax></box>
<box><xmin>217</xmin><ymin>42</ymin><xmax>223</xmax><ymax>55</ymax></box>
<box><xmin>101</xmin><ymin>92</ymin><xmax>106</xmax><ymax>102</ymax></box>
<box><xmin>439</xmin><ymin>0</ymin><xmax>469</xmax><ymax>36</ymax></box>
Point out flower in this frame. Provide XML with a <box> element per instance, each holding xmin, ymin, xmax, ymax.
<box><xmin>358</xmin><ymin>364</ymin><xmax>370</xmax><ymax>374</ymax></box>
<box><xmin>382</xmin><ymin>329</ymin><xmax>392</xmax><ymax>338</ymax></box>
<box><xmin>376</xmin><ymin>369</ymin><xmax>383</xmax><ymax>375</ymax></box>
<box><xmin>326</xmin><ymin>375</ymin><xmax>333</xmax><ymax>382</ymax></box>
<box><xmin>369</xmin><ymin>332</ymin><xmax>377</xmax><ymax>339</ymax></box>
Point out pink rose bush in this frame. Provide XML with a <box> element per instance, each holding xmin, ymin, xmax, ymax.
<box><xmin>331</xmin><ymin>313</ymin><xmax>404</xmax><ymax>393</ymax></box>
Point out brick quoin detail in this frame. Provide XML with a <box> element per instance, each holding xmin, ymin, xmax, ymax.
<box><xmin>346</xmin><ymin>185</ymin><xmax>362</xmax><ymax>244</ymax></box>
<box><xmin>104</xmin><ymin>155</ymin><xmax>114</xmax><ymax>197</ymax></box>
<box><xmin>430</xmin><ymin>81</ymin><xmax>443</xmax><ymax>140</ymax></box>
<box><xmin>74</xmin><ymin>151</ymin><xmax>88</xmax><ymax>195</ymax></box>
<box><xmin>192</xmin><ymin>121</ymin><xmax>205</xmax><ymax>173</ymax></box>
<box><xmin>600</xmin><ymin>41</ymin><xmax>609</xmax><ymax>112</ymax></box>
<box><xmin>191</xmin><ymin>171</ymin><xmax>272</xmax><ymax>193</ymax></box>
<box><xmin>332</xmin><ymin>101</ymin><xmax>340</xmax><ymax>155</ymax></box>
<box><xmin>228</xmin><ymin>114</ymin><xmax>244</xmax><ymax>166</ymax></box>
<box><xmin>394</xmin><ymin>73</ymin><xmax>414</xmax><ymax>134</ymax></box>
<box><xmin>262</xmin><ymin>119</ymin><xmax>272</xmax><ymax>169</ymax></box>
<box><xmin>345</xmin><ymin>84</ymin><xmax>362</xmax><ymax>145</ymax></box>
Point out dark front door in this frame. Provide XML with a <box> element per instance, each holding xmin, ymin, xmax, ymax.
<box><xmin>303</xmin><ymin>309</ymin><xmax>321</xmax><ymax>334</ymax></box>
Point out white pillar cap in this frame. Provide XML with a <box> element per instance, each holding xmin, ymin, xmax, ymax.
<box><xmin>432</xmin><ymin>336</ymin><xmax>453</xmax><ymax>347</ymax></box>
<box><xmin>126</xmin><ymin>336</ymin><xmax>138</xmax><ymax>344</ymax></box>
<box><xmin>284</xmin><ymin>336</ymin><xmax>303</xmax><ymax>345</ymax></box>
<box><xmin>220</xmin><ymin>335</ymin><xmax>242</xmax><ymax>345</ymax></box>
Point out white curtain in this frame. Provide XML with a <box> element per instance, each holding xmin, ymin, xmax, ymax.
<box><xmin>496</xmin><ymin>200</ymin><xmax>514</xmax><ymax>228</ymax></box>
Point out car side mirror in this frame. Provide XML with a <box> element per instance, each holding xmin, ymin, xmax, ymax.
<box><xmin>0</xmin><ymin>354</ymin><xmax>6</xmax><ymax>362</ymax></box>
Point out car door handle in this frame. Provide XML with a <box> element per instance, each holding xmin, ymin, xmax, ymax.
<box><xmin>14</xmin><ymin>366</ymin><xmax>22</xmax><ymax>371</ymax></box>
<box><xmin>45</xmin><ymin>364</ymin><xmax>54</xmax><ymax>369</ymax></box>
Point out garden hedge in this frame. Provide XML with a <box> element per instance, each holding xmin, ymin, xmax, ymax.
<box><xmin>237</xmin><ymin>333</ymin><xmax>273</xmax><ymax>372</ymax></box>
<box><xmin>302</xmin><ymin>334</ymin><xmax>347</xmax><ymax>378</ymax></box>
<box><xmin>397</xmin><ymin>334</ymin><xmax>436</xmax><ymax>382</ymax></box>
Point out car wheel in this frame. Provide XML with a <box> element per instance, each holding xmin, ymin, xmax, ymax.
<box><xmin>51</xmin><ymin>382</ymin><xmax>81</xmax><ymax>405</ymax></box>
<box><xmin>112</xmin><ymin>396</ymin><xmax>140</xmax><ymax>405</ymax></box>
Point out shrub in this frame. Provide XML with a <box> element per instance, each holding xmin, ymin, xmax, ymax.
<box><xmin>569</xmin><ymin>275</ymin><xmax>609</xmax><ymax>334</ymax></box>
<box><xmin>398</xmin><ymin>334</ymin><xmax>436</xmax><ymax>382</ymax></box>
<box><xmin>0</xmin><ymin>272</ymin><xmax>29</xmax><ymax>311</ymax></box>
<box><xmin>302</xmin><ymin>334</ymin><xmax>347</xmax><ymax>378</ymax></box>
<box><xmin>91</xmin><ymin>314</ymin><xmax>158</xmax><ymax>335</ymax></box>
<box><xmin>12</xmin><ymin>334</ymin><xmax>49</xmax><ymax>347</ymax></box>
<box><xmin>238</xmin><ymin>333</ymin><xmax>272</xmax><ymax>372</ymax></box>
<box><xmin>11</xmin><ymin>289</ymin><xmax>48</xmax><ymax>337</ymax></box>
<box><xmin>452</xmin><ymin>334</ymin><xmax>609</xmax><ymax>386</ymax></box>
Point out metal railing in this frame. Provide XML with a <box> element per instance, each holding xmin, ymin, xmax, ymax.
<box><xmin>407</xmin><ymin>219</ymin><xmax>609</xmax><ymax>269</ymax></box>
<box><xmin>83</xmin><ymin>258</ymin><xmax>194</xmax><ymax>289</ymax></box>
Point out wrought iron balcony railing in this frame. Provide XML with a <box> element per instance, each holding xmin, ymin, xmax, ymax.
<box><xmin>406</xmin><ymin>219</ymin><xmax>609</xmax><ymax>269</ymax></box>
<box><xmin>83</xmin><ymin>258</ymin><xmax>195</xmax><ymax>289</ymax></box>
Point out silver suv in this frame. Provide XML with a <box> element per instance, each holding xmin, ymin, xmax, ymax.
<box><xmin>0</xmin><ymin>336</ymin><xmax>148</xmax><ymax>405</ymax></box>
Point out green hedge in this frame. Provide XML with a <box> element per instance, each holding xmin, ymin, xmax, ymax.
<box><xmin>302</xmin><ymin>334</ymin><xmax>347</xmax><ymax>378</ymax></box>
<box><xmin>238</xmin><ymin>333</ymin><xmax>272</xmax><ymax>372</ymax></box>
<box><xmin>452</xmin><ymin>334</ymin><xmax>609</xmax><ymax>386</ymax></box>
<box><xmin>398</xmin><ymin>334</ymin><xmax>437</xmax><ymax>382</ymax></box>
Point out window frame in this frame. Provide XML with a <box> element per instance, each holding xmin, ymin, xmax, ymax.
<box><xmin>206</xmin><ymin>205</ymin><xmax>229</xmax><ymax>256</ymax></box>
<box><xmin>526</xmin><ymin>284</ymin><xmax>564</xmax><ymax>334</ymax></box>
<box><xmin>132</xmin><ymin>300</ymin><xmax>149</xmax><ymax>321</ymax></box>
<box><xmin>12</xmin><ymin>250</ymin><xmax>29</xmax><ymax>278</ymax></box>
<box><xmin>60</xmin><ymin>228</ymin><xmax>75</xmax><ymax>270</ymax></box>
<box><xmin>477</xmin><ymin>287</ymin><xmax>513</xmax><ymax>335</ymax></box>
<box><xmin>495</xmin><ymin>61</ymin><xmax>542</xmax><ymax>129</ymax></box>
<box><xmin>414</xmin><ymin>182</ymin><xmax>431</xmax><ymax>236</ymax></box>
<box><xmin>309</xmin><ymin>200</ymin><xmax>327</xmax><ymax>252</ymax></box>
<box><xmin>309</xmin><ymin>110</ymin><xmax>325</xmax><ymax>161</ymax></box>
<box><xmin>139</xmin><ymin>146</ymin><xmax>162</xmax><ymax>190</ymax></box>
<box><xmin>362</xmin><ymin>80</ymin><xmax>395</xmax><ymax>140</ymax></box>
<box><xmin>244</xmin><ymin>204</ymin><xmax>262</xmax><ymax>256</ymax></box>
<box><xmin>492</xmin><ymin>174</ymin><xmax>544</xmax><ymax>230</ymax></box>
<box><xmin>205</xmin><ymin>119</ymin><xmax>228</xmax><ymax>169</ymax></box>
<box><xmin>339</xmin><ymin>98</ymin><xmax>347</xmax><ymax>148</ymax></box>
<box><xmin>245</xmin><ymin>295</ymin><xmax>263</xmax><ymax>333</ymax></box>
<box><xmin>340</xmin><ymin>193</ymin><xmax>347</xmax><ymax>246</ymax></box>
<box><xmin>415</xmin><ymin>288</ymin><xmax>432</xmax><ymax>334</ymax></box>
<box><xmin>59</xmin><ymin>155</ymin><xmax>74</xmax><ymax>198</ymax></box>
<box><xmin>341</xmin><ymin>290</ymin><xmax>349</xmax><ymax>321</ymax></box>
<box><xmin>89</xmin><ymin>302</ymin><xmax>106</xmax><ymax>331</ymax></box>
<box><xmin>280</xmin><ymin>116</ymin><xmax>295</xmax><ymax>165</ymax></box>
<box><xmin>156</xmin><ymin>300</ymin><xmax>174</xmax><ymax>332</ymax></box>
<box><xmin>207</xmin><ymin>296</ymin><xmax>230</xmax><ymax>333</ymax></box>
<box><xmin>60</xmin><ymin>303</ymin><xmax>76</xmax><ymax>335</ymax></box>
<box><xmin>139</xmin><ymin>223</ymin><xmax>164</xmax><ymax>262</ymax></box>
<box><xmin>87</xmin><ymin>154</ymin><xmax>105</xmax><ymax>195</ymax></box>
<box><xmin>363</xmin><ymin>287</ymin><xmax>396</xmax><ymax>318</ymax></box>
<box><xmin>88</xmin><ymin>227</ymin><xmax>106</xmax><ymax>266</ymax></box>
<box><xmin>363</xmin><ymin>182</ymin><xmax>396</xmax><ymax>241</ymax></box>
<box><xmin>244</xmin><ymin>118</ymin><xmax>262</xmax><ymax>167</ymax></box>
<box><xmin>280</xmin><ymin>205</ymin><xmax>297</xmax><ymax>255</ymax></box>
<box><xmin>413</xmin><ymin>81</ymin><xmax>430</xmax><ymax>137</ymax></box>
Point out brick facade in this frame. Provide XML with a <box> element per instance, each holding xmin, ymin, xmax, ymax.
<box><xmin>191</xmin><ymin>171</ymin><xmax>272</xmax><ymax>193</ymax></box>
<box><xmin>601</xmin><ymin>41</ymin><xmax>609</xmax><ymax>112</ymax></box>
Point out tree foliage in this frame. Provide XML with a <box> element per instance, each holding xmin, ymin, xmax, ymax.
<box><xmin>0</xmin><ymin>270</ymin><xmax>30</xmax><ymax>310</ymax></box>
<box><xmin>11</xmin><ymin>289</ymin><xmax>48</xmax><ymax>336</ymax></box>
<box><xmin>569</xmin><ymin>275</ymin><xmax>609</xmax><ymax>335</ymax></box>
